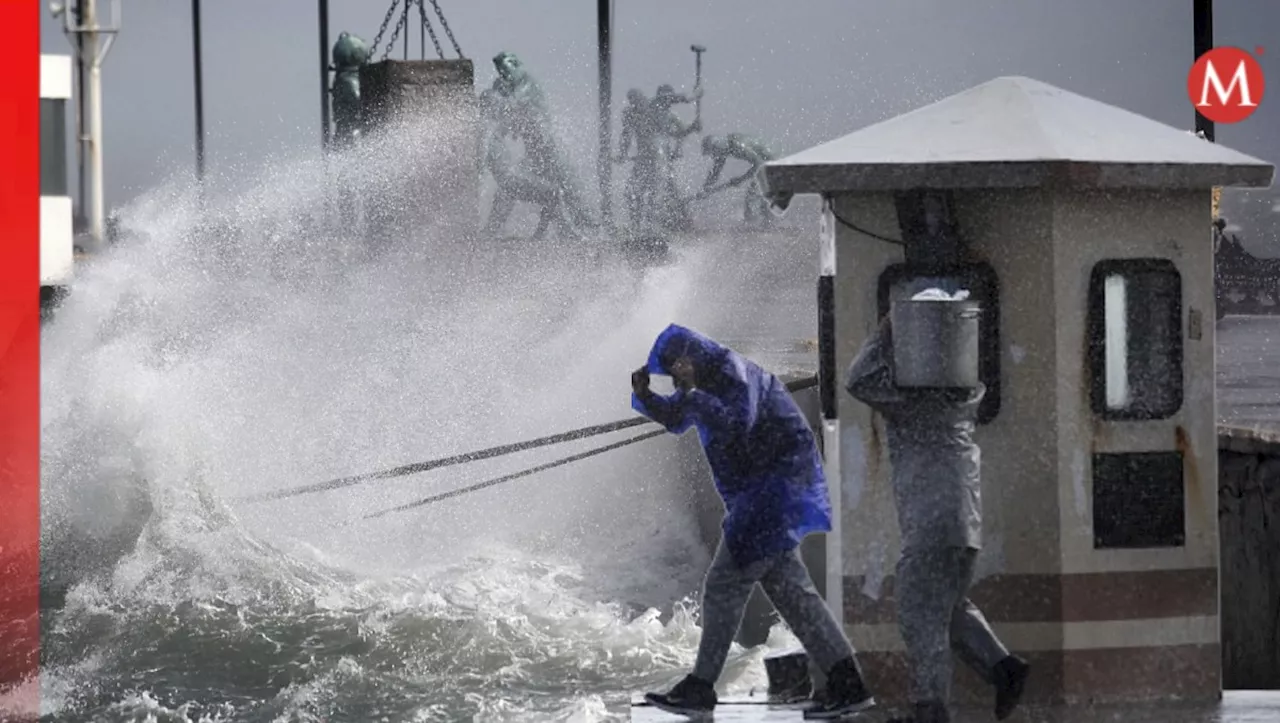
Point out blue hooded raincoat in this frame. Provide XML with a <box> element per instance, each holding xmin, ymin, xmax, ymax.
<box><xmin>631</xmin><ymin>324</ymin><xmax>832</xmax><ymax>566</ymax></box>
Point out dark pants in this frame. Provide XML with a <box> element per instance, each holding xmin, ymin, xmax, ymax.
<box><xmin>693</xmin><ymin>540</ymin><xmax>857</xmax><ymax>683</ymax></box>
<box><xmin>895</xmin><ymin>546</ymin><xmax>1010</xmax><ymax>704</ymax></box>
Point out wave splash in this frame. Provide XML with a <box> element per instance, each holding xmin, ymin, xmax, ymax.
<box><xmin>35</xmin><ymin>109</ymin><xmax>805</xmax><ymax>721</ymax></box>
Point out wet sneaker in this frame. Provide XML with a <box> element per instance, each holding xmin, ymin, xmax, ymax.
<box><xmin>643</xmin><ymin>674</ymin><xmax>717</xmax><ymax>719</ymax></box>
<box><xmin>993</xmin><ymin>655</ymin><xmax>1030</xmax><ymax>720</ymax></box>
<box><xmin>769</xmin><ymin>678</ymin><xmax>813</xmax><ymax>705</ymax></box>
<box><xmin>803</xmin><ymin>658</ymin><xmax>876</xmax><ymax>720</ymax></box>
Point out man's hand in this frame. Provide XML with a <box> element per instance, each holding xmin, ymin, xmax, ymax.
<box><xmin>631</xmin><ymin>367</ymin><xmax>651</xmax><ymax>396</ymax></box>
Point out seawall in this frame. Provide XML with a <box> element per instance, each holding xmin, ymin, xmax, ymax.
<box><xmin>1218</xmin><ymin>424</ymin><xmax>1280</xmax><ymax>689</ymax></box>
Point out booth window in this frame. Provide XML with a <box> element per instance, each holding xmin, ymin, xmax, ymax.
<box><xmin>1087</xmin><ymin>259</ymin><xmax>1183</xmax><ymax>421</ymax></box>
<box><xmin>40</xmin><ymin>98</ymin><xmax>69</xmax><ymax>198</ymax></box>
<box><xmin>877</xmin><ymin>262</ymin><xmax>1001</xmax><ymax>425</ymax></box>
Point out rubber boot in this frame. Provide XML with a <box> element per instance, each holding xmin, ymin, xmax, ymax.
<box><xmin>644</xmin><ymin>674</ymin><xmax>717</xmax><ymax>718</ymax></box>
<box><xmin>993</xmin><ymin>655</ymin><xmax>1030</xmax><ymax>720</ymax></box>
<box><xmin>802</xmin><ymin>657</ymin><xmax>876</xmax><ymax>719</ymax></box>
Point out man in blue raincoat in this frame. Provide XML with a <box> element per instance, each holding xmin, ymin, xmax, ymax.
<box><xmin>845</xmin><ymin>314</ymin><xmax>1030</xmax><ymax>723</ymax></box>
<box><xmin>633</xmin><ymin>324</ymin><xmax>875</xmax><ymax>720</ymax></box>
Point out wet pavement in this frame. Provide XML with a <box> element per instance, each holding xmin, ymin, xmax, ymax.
<box><xmin>629</xmin><ymin>691</ymin><xmax>1280</xmax><ymax>721</ymax></box>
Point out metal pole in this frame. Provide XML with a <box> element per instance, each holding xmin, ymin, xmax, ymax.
<box><xmin>1194</xmin><ymin>0</ymin><xmax>1215</xmax><ymax>142</ymax></box>
<box><xmin>319</xmin><ymin>0</ymin><xmax>330</xmax><ymax>149</ymax></box>
<box><xmin>73</xmin><ymin>4</ymin><xmax>88</xmax><ymax>230</ymax></box>
<box><xmin>402</xmin><ymin>0</ymin><xmax>409</xmax><ymax>60</ymax></box>
<box><xmin>816</xmin><ymin>201</ymin><xmax>842</xmax><ymax>619</ymax></box>
<box><xmin>596</xmin><ymin>0</ymin><xmax>613</xmax><ymax>226</ymax></box>
<box><xmin>83</xmin><ymin>0</ymin><xmax>105</xmax><ymax>245</ymax></box>
<box><xmin>192</xmin><ymin>0</ymin><xmax>205</xmax><ymax>180</ymax></box>
<box><xmin>60</xmin><ymin>0</ymin><xmax>118</xmax><ymax>249</ymax></box>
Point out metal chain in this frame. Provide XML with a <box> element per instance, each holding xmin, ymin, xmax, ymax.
<box><xmin>416</xmin><ymin>0</ymin><xmax>444</xmax><ymax>60</ymax></box>
<box><xmin>429</xmin><ymin>0</ymin><xmax>464</xmax><ymax>58</ymax></box>
<box><xmin>366</xmin><ymin>0</ymin><xmax>401</xmax><ymax>60</ymax></box>
<box><xmin>381</xmin><ymin>7</ymin><xmax>409</xmax><ymax>61</ymax></box>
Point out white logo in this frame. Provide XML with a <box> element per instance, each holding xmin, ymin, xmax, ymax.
<box><xmin>1196</xmin><ymin>59</ymin><xmax>1259</xmax><ymax>108</ymax></box>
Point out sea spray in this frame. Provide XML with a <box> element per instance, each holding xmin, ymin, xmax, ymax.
<box><xmin>38</xmin><ymin>105</ymin><xmax>811</xmax><ymax>720</ymax></box>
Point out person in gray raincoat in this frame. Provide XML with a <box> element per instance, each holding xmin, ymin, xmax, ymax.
<box><xmin>844</xmin><ymin>313</ymin><xmax>1030</xmax><ymax>723</ymax></box>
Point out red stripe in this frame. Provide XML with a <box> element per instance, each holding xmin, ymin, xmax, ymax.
<box><xmin>0</xmin><ymin>0</ymin><xmax>43</xmax><ymax>710</ymax></box>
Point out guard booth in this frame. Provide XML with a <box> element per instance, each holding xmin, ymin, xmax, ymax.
<box><xmin>762</xmin><ymin>76</ymin><xmax>1274</xmax><ymax>707</ymax></box>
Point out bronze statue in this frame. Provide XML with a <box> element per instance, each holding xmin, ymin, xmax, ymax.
<box><xmin>489</xmin><ymin>51</ymin><xmax>596</xmax><ymax>236</ymax></box>
<box><xmin>479</xmin><ymin>89</ymin><xmax>574</xmax><ymax>240</ymax></box>
<box><xmin>613</xmin><ymin>83</ymin><xmax>703</xmax><ymax>233</ymax></box>
<box><xmin>652</xmin><ymin>83</ymin><xmax>703</xmax><ymax>161</ymax></box>
<box><xmin>330</xmin><ymin>32</ymin><xmax>369</xmax><ymax>147</ymax></box>
<box><xmin>699</xmin><ymin>133</ymin><xmax>776</xmax><ymax>227</ymax></box>
<box><xmin>616</xmin><ymin>88</ymin><xmax>666</xmax><ymax>230</ymax></box>
<box><xmin>651</xmin><ymin>83</ymin><xmax>703</xmax><ymax>232</ymax></box>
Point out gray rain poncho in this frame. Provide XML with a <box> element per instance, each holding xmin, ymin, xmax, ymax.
<box><xmin>844</xmin><ymin>320</ymin><xmax>984</xmax><ymax>552</ymax></box>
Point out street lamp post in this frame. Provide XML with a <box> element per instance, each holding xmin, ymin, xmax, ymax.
<box><xmin>1194</xmin><ymin>0</ymin><xmax>1214</xmax><ymax>142</ymax></box>
<box><xmin>597</xmin><ymin>0</ymin><xmax>613</xmax><ymax>227</ymax></box>
<box><xmin>319</xmin><ymin>0</ymin><xmax>331</xmax><ymax>150</ymax></box>
<box><xmin>192</xmin><ymin>0</ymin><xmax>205</xmax><ymax>180</ymax></box>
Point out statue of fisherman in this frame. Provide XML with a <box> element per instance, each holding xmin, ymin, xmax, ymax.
<box><xmin>490</xmin><ymin>51</ymin><xmax>598</xmax><ymax>236</ymax></box>
<box><xmin>699</xmin><ymin>133</ymin><xmax>777</xmax><ymax>227</ymax></box>
<box><xmin>479</xmin><ymin>89</ymin><xmax>576</xmax><ymax>240</ymax></box>
<box><xmin>651</xmin><ymin>83</ymin><xmax>703</xmax><ymax>231</ymax></box>
<box><xmin>330</xmin><ymin>32</ymin><xmax>369</xmax><ymax>148</ymax></box>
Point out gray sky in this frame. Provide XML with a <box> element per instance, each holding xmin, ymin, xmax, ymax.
<box><xmin>41</xmin><ymin>0</ymin><xmax>1280</xmax><ymax>218</ymax></box>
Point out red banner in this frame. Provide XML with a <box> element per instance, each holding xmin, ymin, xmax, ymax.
<box><xmin>0</xmin><ymin>0</ymin><xmax>43</xmax><ymax>715</ymax></box>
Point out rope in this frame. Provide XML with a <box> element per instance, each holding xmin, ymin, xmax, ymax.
<box><xmin>238</xmin><ymin>417</ymin><xmax>650</xmax><ymax>503</ymax></box>
<box><xmin>360</xmin><ymin>428</ymin><xmax>665</xmax><ymax>521</ymax></box>
<box><xmin>240</xmin><ymin>376</ymin><xmax>819</xmax><ymax>505</ymax></box>
<box><xmin>359</xmin><ymin>376</ymin><xmax>819</xmax><ymax>520</ymax></box>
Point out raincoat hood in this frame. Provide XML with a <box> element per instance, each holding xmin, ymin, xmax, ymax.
<box><xmin>644</xmin><ymin>324</ymin><xmax>730</xmax><ymax>378</ymax></box>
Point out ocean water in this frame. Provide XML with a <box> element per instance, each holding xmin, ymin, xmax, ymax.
<box><xmin>1216</xmin><ymin>315</ymin><xmax>1280</xmax><ymax>430</ymax></box>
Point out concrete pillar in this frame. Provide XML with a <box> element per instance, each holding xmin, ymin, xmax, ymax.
<box><xmin>359</xmin><ymin>59</ymin><xmax>478</xmax><ymax>252</ymax></box>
